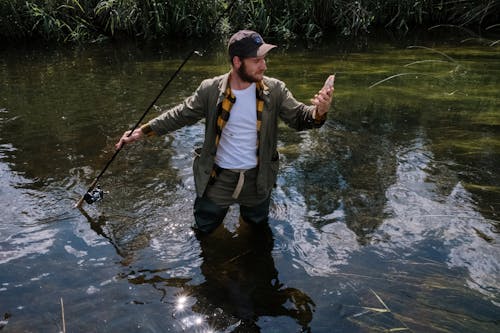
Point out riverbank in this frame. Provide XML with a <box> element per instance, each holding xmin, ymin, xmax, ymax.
<box><xmin>1</xmin><ymin>0</ymin><xmax>499</xmax><ymax>45</ymax></box>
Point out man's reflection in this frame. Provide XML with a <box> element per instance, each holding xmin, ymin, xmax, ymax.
<box><xmin>192</xmin><ymin>221</ymin><xmax>315</xmax><ymax>331</ymax></box>
<box><xmin>80</xmin><ymin>209</ymin><xmax>315</xmax><ymax>331</ymax></box>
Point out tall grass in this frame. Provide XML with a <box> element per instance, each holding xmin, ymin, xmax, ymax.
<box><xmin>0</xmin><ymin>0</ymin><xmax>499</xmax><ymax>43</ymax></box>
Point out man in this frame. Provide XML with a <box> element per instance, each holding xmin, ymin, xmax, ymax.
<box><xmin>115</xmin><ymin>30</ymin><xmax>334</xmax><ymax>233</ymax></box>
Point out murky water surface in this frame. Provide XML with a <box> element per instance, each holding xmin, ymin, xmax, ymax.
<box><xmin>0</xmin><ymin>35</ymin><xmax>499</xmax><ymax>332</ymax></box>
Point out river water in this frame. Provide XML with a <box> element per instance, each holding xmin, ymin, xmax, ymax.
<box><xmin>0</xmin><ymin>34</ymin><xmax>499</xmax><ymax>332</ymax></box>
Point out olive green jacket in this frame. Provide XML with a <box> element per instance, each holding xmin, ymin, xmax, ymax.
<box><xmin>143</xmin><ymin>72</ymin><xmax>326</xmax><ymax>197</ymax></box>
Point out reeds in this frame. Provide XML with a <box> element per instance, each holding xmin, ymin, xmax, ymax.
<box><xmin>368</xmin><ymin>45</ymin><xmax>466</xmax><ymax>91</ymax></box>
<box><xmin>1</xmin><ymin>0</ymin><xmax>499</xmax><ymax>43</ymax></box>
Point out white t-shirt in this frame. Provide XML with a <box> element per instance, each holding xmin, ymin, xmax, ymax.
<box><xmin>215</xmin><ymin>83</ymin><xmax>258</xmax><ymax>169</ymax></box>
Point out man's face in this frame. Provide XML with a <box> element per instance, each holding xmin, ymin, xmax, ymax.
<box><xmin>237</xmin><ymin>56</ymin><xmax>267</xmax><ymax>82</ymax></box>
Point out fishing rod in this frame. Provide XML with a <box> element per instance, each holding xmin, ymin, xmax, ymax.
<box><xmin>75</xmin><ymin>0</ymin><xmax>238</xmax><ymax>209</ymax></box>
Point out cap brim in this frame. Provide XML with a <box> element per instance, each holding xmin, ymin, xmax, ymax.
<box><xmin>256</xmin><ymin>43</ymin><xmax>277</xmax><ymax>57</ymax></box>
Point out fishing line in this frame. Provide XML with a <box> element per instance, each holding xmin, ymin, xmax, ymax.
<box><xmin>75</xmin><ymin>0</ymin><xmax>239</xmax><ymax>209</ymax></box>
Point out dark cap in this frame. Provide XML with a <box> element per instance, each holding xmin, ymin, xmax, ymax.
<box><xmin>228</xmin><ymin>30</ymin><xmax>277</xmax><ymax>59</ymax></box>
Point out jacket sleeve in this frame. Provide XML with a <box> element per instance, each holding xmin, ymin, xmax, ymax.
<box><xmin>143</xmin><ymin>81</ymin><xmax>208</xmax><ymax>136</ymax></box>
<box><xmin>277</xmin><ymin>82</ymin><xmax>327</xmax><ymax>131</ymax></box>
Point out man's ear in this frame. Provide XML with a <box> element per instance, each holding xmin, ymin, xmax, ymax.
<box><xmin>233</xmin><ymin>56</ymin><xmax>242</xmax><ymax>69</ymax></box>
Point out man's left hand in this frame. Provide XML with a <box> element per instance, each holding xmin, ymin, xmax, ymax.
<box><xmin>311</xmin><ymin>86</ymin><xmax>334</xmax><ymax>117</ymax></box>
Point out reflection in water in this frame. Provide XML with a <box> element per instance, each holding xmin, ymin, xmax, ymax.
<box><xmin>193</xmin><ymin>222</ymin><xmax>315</xmax><ymax>332</ymax></box>
<box><xmin>123</xmin><ymin>222</ymin><xmax>315</xmax><ymax>332</ymax></box>
<box><xmin>0</xmin><ymin>145</ymin><xmax>59</xmax><ymax>264</ymax></box>
<box><xmin>377</xmin><ymin>134</ymin><xmax>500</xmax><ymax>301</ymax></box>
<box><xmin>268</xmin><ymin>126</ymin><xmax>393</xmax><ymax>276</ymax></box>
<box><xmin>277</xmin><ymin>122</ymin><xmax>398</xmax><ymax>243</ymax></box>
<box><xmin>0</xmin><ymin>223</ymin><xmax>55</xmax><ymax>265</ymax></box>
<box><xmin>272</xmin><ymin>183</ymin><xmax>360</xmax><ymax>276</ymax></box>
<box><xmin>78</xmin><ymin>207</ymin><xmax>125</xmax><ymax>258</ymax></box>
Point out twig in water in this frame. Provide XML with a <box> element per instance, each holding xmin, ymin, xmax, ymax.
<box><xmin>369</xmin><ymin>289</ymin><xmax>413</xmax><ymax>332</ymax></box>
<box><xmin>60</xmin><ymin>297</ymin><xmax>66</xmax><ymax>333</ymax></box>
<box><xmin>403</xmin><ymin>59</ymin><xmax>451</xmax><ymax>67</ymax></box>
<box><xmin>368</xmin><ymin>72</ymin><xmax>445</xmax><ymax>89</ymax></box>
<box><xmin>407</xmin><ymin>45</ymin><xmax>457</xmax><ymax>64</ymax></box>
<box><xmin>369</xmin><ymin>288</ymin><xmax>390</xmax><ymax>311</ymax></box>
<box><xmin>224</xmin><ymin>249</ymin><xmax>253</xmax><ymax>264</ymax></box>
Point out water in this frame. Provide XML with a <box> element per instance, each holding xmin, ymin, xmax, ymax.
<box><xmin>0</xmin><ymin>35</ymin><xmax>499</xmax><ymax>332</ymax></box>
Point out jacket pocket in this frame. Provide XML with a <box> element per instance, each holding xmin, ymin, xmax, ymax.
<box><xmin>257</xmin><ymin>151</ymin><xmax>280</xmax><ymax>194</ymax></box>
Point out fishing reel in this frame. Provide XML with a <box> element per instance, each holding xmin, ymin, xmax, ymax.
<box><xmin>83</xmin><ymin>185</ymin><xmax>104</xmax><ymax>204</ymax></box>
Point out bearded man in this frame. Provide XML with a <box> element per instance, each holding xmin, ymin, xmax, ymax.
<box><xmin>116</xmin><ymin>30</ymin><xmax>334</xmax><ymax>233</ymax></box>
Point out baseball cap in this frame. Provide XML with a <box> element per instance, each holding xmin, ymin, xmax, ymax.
<box><xmin>228</xmin><ymin>30</ymin><xmax>277</xmax><ymax>59</ymax></box>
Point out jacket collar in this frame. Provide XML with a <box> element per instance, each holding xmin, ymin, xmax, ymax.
<box><xmin>218</xmin><ymin>72</ymin><xmax>231</xmax><ymax>94</ymax></box>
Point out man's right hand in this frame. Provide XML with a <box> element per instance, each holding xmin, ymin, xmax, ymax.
<box><xmin>115</xmin><ymin>128</ymin><xmax>144</xmax><ymax>150</ymax></box>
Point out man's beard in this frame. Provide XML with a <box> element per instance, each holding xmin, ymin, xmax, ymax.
<box><xmin>237</xmin><ymin>61</ymin><xmax>259</xmax><ymax>83</ymax></box>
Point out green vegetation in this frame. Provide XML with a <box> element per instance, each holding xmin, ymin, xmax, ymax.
<box><xmin>0</xmin><ymin>0</ymin><xmax>499</xmax><ymax>43</ymax></box>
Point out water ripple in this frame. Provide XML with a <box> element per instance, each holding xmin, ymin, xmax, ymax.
<box><xmin>0</xmin><ymin>225</ymin><xmax>56</xmax><ymax>264</ymax></box>
<box><xmin>272</xmin><ymin>185</ymin><xmax>358</xmax><ymax>276</ymax></box>
<box><xmin>378</xmin><ymin>137</ymin><xmax>500</xmax><ymax>301</ymax></box>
